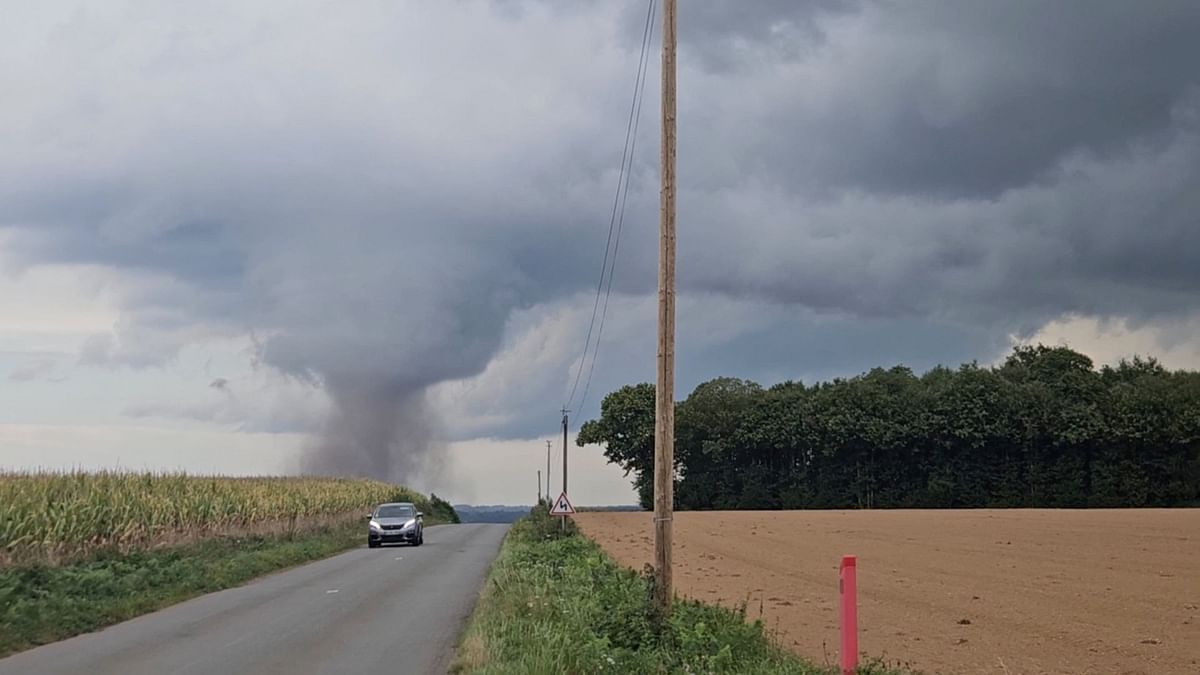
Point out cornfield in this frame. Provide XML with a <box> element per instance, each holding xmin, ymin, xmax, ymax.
<box><xmin>0</xmin><ymin>471</ymin><xmax>432</xmax><ymax>566</ymax></box>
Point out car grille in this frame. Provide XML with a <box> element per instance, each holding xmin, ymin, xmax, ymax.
<box><xmin>382</xmin><ymin>524</ymin><xmax>405</xmax><ymax>530</ymax></box>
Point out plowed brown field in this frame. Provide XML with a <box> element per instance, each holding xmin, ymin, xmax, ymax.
<box><xmin>575</xmin><ymin>510</ymin><xmax>1199</xmax><ymax>675</ymax></box>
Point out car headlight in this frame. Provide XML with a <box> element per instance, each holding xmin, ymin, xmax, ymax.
<box><xmin>369</xmin><ymin>520</ymin><xmax>382</xmax><ymax>531</ymax></box>
<box><xmin>402</xmin><ymin>519</ymin><xmax>416</xmax><ymax>531</ymax></box>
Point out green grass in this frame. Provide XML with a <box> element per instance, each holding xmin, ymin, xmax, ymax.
<box><xmin>453</xmin><ymin>506</ymin><xmax>910</xmax><ymax>675</ymax></box>
<box><xmin>0</xmin><ymin>518</ymin><xmax>446</xmax><ymax>657</ymax></box>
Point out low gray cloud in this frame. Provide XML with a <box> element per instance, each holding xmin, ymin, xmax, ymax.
<box><xmin>8</xmin><ymin>357</ymin><xmax>60</xmax><ymax>382</ymax></box>
<box><xmin>122</xmin><ymin>372</ymin><xmax>326</xmax><ymax>435</ymax></box>
<box><xmin>432</xmin><ymin>294</ymin><xmax>1009</xmax><ymax>442</ymax></box>
<box><xmin>2</xmin><ymin>1</ymin><xmax>1199</xmax><ymax>477</ymax></box>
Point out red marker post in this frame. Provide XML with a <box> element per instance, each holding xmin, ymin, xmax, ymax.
<box><xmin>839</xmin><ymin>555</ymin><xmax>858</xmax><ymax>675</ymax></box>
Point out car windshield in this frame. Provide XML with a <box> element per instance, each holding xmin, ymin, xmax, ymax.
<box><xmin>375</xmin><ymin>505</ymin><xmax>414</xmax><ymax>519</ymax></box>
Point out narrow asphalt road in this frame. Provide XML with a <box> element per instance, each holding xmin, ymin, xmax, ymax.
<box><xmin>0</xmin><ymin>523</ymin><xmax>508</xmax><ymax>675</ymax></box>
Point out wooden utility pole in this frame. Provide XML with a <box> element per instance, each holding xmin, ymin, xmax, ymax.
<box><xmin>560</xmin><ymin>408</ymin><xmax>569</xmax><ymax>496</ymax></box>
<box><xmin>654</xmin><ymin>0</ymin><xmax>677</xmax><ymax>616</ymax></box>
<box><xmin>545</xmin><ymin>440</ymin><xmax>552</xmax><ymax>499</ymax></box>
<box><xmin>537</xmin><ymin>469</ymin><xmax>542</xmax><ymax>504</ymax></box>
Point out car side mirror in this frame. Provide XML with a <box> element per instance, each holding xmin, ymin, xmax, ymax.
<box><xmin>416</xmin><ymin>511</ymin><xmax>424</xmax><ymax>518</ymax></box>
<box><xmin>365</xmin><ymin>513</ymin><xmax>373</xmax><ymax>520</ymax></box>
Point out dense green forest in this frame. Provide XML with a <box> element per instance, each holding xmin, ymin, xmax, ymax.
<box><xmin>578</xmin><ymin>345</ymin><xmax>1200</xmax><ymax>510</ymax></box>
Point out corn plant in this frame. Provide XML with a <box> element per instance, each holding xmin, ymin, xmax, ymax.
<box><xmin>0</xmin><ymin>471</ymin><xmax>429</xmax><ymax>566</ymax></box>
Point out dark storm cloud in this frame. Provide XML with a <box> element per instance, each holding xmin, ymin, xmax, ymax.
<box><xmin>2</xmin><ymin>1</ymin><xmax>1199</xmax><ymax>457</ymax></box>
<box><xmin>676</xmin><ymin>0</ymin><xmax>856</xmax><ymax>70</ymax></box>
<box><xmin>6</xmin><ymin>221</ymin><xmax>246</xmax><ymax>287</ymax></box>
<box><xmin>666</xmin><ymin>0</ymin><xmax>1200</xmax><ymax>331</ymax></box>
<box><xmin>677</xmin><ymin>0</ymin><xmax>1200</xmax><ymax>198</ymax></box>
<box><xmin>678</xmin><ymin>123</ymin><xmax>1200</xmax><ymax>331</ymax></box>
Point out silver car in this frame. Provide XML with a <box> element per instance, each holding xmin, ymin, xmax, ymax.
<box><xmin>366</xmin><ymin>502</ymin><xmax>424</xmax><ymax>548</ymax></box>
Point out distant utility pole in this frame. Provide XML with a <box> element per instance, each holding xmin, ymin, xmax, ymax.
<box><xmin>654</xmin><ymin>0</ymin><xmax>677</xmax><ymax>617</ymax></box>
<box><xmin>537</xmin><ymin>470</ymin><xmax>542</xmax><ymax>504</ymax></box>
<box><xmin>545</xmin><ymin>440</ymin><xmax>553</xmax><ymax>499</ymax></box>
<box><xmin>560</xmin><ymin>408</ymin><xmax>570</xmax><ymax>496</ymax></box>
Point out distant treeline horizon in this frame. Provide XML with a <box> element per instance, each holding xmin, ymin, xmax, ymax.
<box><xmin>579</xmin><ymin>345</ymin><xmax>1200</xmax><ymax>510</ymax></box>
<box><xmin>454</xmin><ymin>504</ymin><xmax>641</xmax><ymax>523</ymax></box>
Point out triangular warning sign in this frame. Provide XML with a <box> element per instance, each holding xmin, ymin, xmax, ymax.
<box><xmin>549</xmin><ymin>492</ymin><xmax>576</xmax><ymax>515</ymax></box>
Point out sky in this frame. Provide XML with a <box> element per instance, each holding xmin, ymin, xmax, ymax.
<box><xmin>2</xmin><ymin>1</ymin><xmax>1200</xmax><ymax>505</ymax></box>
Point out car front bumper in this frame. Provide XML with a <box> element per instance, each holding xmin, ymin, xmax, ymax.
<box><xmin>369</xmin><ymin>530</ymin><xmax>417</xmax><ymax>543</ymax></box>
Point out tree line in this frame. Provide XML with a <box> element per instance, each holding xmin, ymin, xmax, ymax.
<box><xmin>577</xmin><ymin>345</ymin><xmax>1200</xmax><ymax>510</ymax></box>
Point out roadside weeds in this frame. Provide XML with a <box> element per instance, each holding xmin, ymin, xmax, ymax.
<box><xmin>451</xmin><ymin>505</ymin><xmax>913</xmax><ymax>675</ymax></box>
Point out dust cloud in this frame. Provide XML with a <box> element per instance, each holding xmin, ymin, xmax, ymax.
<box><xmin>301</xmin><ymin>376</ymin><xmax>442</xmax><ymax>486</ymax></box>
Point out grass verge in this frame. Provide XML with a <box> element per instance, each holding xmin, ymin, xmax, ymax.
<box><xmin>0</xmin><ymin>518</ymin><xmax>442</xmax><ymax>657</ymax></box>
<box><xmin>452</xmin><ymin>505</ymin><xmax>908</xmax><ymax>674</ymax></box>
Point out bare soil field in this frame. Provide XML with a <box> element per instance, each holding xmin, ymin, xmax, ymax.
<box><xmin>575</xmin><ymin>510</ymin><xmax>1199</xmax><ymax>675</ymax></box>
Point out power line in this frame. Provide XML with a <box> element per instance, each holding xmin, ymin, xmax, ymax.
<box><xmin>564</xmin><ymin>0</ymin><xmax>657</xmax><ymax>417</ymax></box>
<box><xmin>577</xmin><ymin>1</ymin><xmax>655</xmax><ymax>417</ymax></box>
